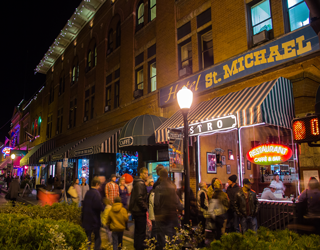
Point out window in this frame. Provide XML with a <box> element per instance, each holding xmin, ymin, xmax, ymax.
<box><xmin>149</xmin><ymin>0</ymin><xmax>156</xmax><ymax>21</ymax></box>
<box><xmin>72</xmin><ymin>66</ymin><xmax>76</xmax><ymax>83</ymax></box>
<box><xmin>177</xmin><ymin>22</ymin><xmax>191</xmax><ymax>40</ymax></box>
<box><xmin>287</xmin><ymin>0</ymin><xmax>309</xmax><ymax>31</ymax></box>
<box><xmin>93</xmin><ymin>45</ymin><xmax>97</xmax><ymax>67</ymax></box>
<box><xmin>180</xmin><ymin>40</ymin><xmax>192</xmax><ymax>69</ymax></box>
<box><xmin>46</xmin><ymin>114</ymin><xmax>53</xmax><ymax>139</ymax></box>
<box><xmin>72</xmin><ymin>60</ymin><xmax>79</xmax><ymax>85</ymax></box>
<box><xmin>251</xmin><ymin>0</ymin><xmax>272</xmax><ymax>35</ymax></box>
<box><xmin>199</xmin><ymin>29</ymin><xmax>213</xmax><ymax>69</ymax></box>
<box><xmin>84</xmin><ymin>86</ymin><xmax>95</xmax><ymax>121</ymax></box>
<box><xmin>69</xmin><ymin>100</ymin><xmax>77</xmax><ymax>129</ymax></box>
<box><xmin>116</xmin><ymin>22</ymin><xmax>121</xmax><ymax>48</ymax></box>
<box><xmin>136</xmin><ymin>68</ymin><xmax>144</xmax><ymax>90</ymax></box>
<box><xmin>56</xmin><ymin>108</ymin><xmax>63</xmax><ymax>134</ymax></box>
<box><xmin>197</xmin><ymin>8</ymin><xmax>211</xmax><ymax>28</ymax></box>
<box><xmin>137</xmin><ymin>2</ymin><xmax>144</xmax><ymax>30</ymax></box>
<box><xmin>59</xmin><ymin>76</ymin><xmax>65</xmax><ymax>95</ymax></box>
<box><xmin>106</xmin><ymin>86</ymin><xmax>111</xmax><ymax>110</ymax></box>
<box><xmin>108</xmin><ymin>29</ymin><xmax>113</xmax><ymax>54</ymax></box>
<box><xmin>87</xmin><ymin>50</ymin><xmax>92</xmax><ymax>69</ymax></box>
<box><xmin>149</xmin><ymin>60</ymin><xmax>156</xmax><ymax>92</ymax></box>
<box><xmin>114</xmin><ymin>81</ymin><xmax>120</xmax><ymax>108</ymax></box>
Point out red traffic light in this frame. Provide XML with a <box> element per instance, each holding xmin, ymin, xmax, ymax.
<box><xmin>292</xmin><ymin>115</ymin><xmax>320</xmax><ymax>143</ymax></box>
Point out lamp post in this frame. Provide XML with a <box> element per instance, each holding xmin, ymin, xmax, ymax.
<box><xmin>177</xmin><ymin>86</ymin><xmax>193</xmax><ymax>225</ymax></box>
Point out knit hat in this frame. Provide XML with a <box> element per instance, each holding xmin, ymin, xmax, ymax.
<box><xmin>243</xmin><ymin>178</ymin><xmax>252</xmax><ymax>185</ymax></box>
<box><xmin>114</xmin><ymin>197</ymin><xmax>121</xmax><ymax>203</ymax></box>
<box><xmin>122</xmin><ymin>173</ymin><xmax>133</xmax><ymax>184</ymax></box>
<box><xmin>228</xmin><ymin>175</ymin><xmax>237</xmax><ymax>183</ymax></box>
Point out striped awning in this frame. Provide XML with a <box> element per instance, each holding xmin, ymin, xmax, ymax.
<box><xmin>68</xmin><ymin>128</ymin><xmax>121</xmax><ymax>158</ymax></box>
<box><xmin>155</xmin><ymin>77</ymin><xmax>294</xmax><ymax>143</ymax></box>
<box><xmin>49</xmin><ymin>139</ymin><xmax>87</xmax><ymax>162</ymax></box>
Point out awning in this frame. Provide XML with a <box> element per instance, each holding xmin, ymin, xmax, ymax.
<box><xmin>119</xmin><ymin>115</ymin><xmax>167</xmax><ymax>148</ymax></box>
<box><xmin>20</xmin><ymin>143</ymin><xmax>43</xmax><ymax>166</ymax></box>
<box><xmin>38</xmin><ymin>146</ymin><xmax>65</xmax><ymax>164</ymax></box>
<box><xmin>155</xmin><ymin>77</ymin><xmax>294</xmax><ymax>143</ymax></box>
<box><xmin>0</xmin><ymin>157</ymin><xmax>11</xmax><ymax>169</ymax></box>
<box><xmin>69</xmin><ymin>128</ymin><xmax>121</xmax><ymax>158</ymax></box>
<box><xmin>49</xmin><ymin>139</ymin><xmax>87</xmax><ymax>162</ymax></box>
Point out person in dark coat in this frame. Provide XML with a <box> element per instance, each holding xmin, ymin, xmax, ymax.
<box><xmin>82</xmin><ymin>176</ymin><xmax>105</xmax><ymax>250</ymax></box>
<box><xmin>6</xmin><ymin>174</ymin><xmax>11</xmax><ymax>190</ymax></box>
<box><xmin>8</xmin><ymin>176</ymin><xmax>20</xmax><ymax>206</ymax></box>
<box><xmin>128</xmin><ymin>167</ymin><xmax>148</xmax><ymax>250</ymax></box>
<box><xmin>226</xmin><ymin>175</ymin><xmax>240</xmax><ymax>232</ymax></box>
<box><xmin>153</xmin><ymin>164</ymin><xmax>164</xmax><ymax>189</ymax></box>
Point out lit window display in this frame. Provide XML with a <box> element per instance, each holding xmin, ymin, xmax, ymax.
<box><xmin>148</xmin><ymin>161</ymin><xmax>169</xmax><ymax>182</ymax></box>
<box><xmin>116</xmin><ymin>152</ymin><xmax>138</xmax><ymax>177</ymax></box>
<box><xmin>78</xmin><ymin>159</ymin><xmax>89</xmax><ymax>183</ymax></box>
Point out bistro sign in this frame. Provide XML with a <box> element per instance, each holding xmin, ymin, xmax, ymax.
<box><xmin>74</xmin><ymin>147</ymin><xmax>93</xmax><ymax>157</ymax></box>
<box><xmin>247</xmin><ymin>143</ymin><xmax>292</xmax><ymax>165</ymax></box>
<box><xmin>159</xmin><ymin>25</ymin><xmax>319</xmax><ymax>107</ymax></box>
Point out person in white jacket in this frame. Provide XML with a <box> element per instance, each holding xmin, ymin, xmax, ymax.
<box><xmin>148</xmin><ymin>189</ymin><xmax>156</xmax><ymax>239</ymax></box>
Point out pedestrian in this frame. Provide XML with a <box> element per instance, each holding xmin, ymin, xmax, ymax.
<box><xmin>207</xmin><ymin>177</ymin><xmax>218</xmax><ymax>199</ymax></box>
<box><xmin>197</xmin><ymin>182</ymin><xmax>208</xmax><ymax>232</ymax></box>
<box><xmin>226</xmin><ymin>175</ymin><xmax>240</xmax><ymax>232</ymax></box>
<box><xmin>146</xmin><ymin>179</ymin><xmax>154</xmax><ymax>193</ymax></box>
<box><xmin>105</xmin><ymin>174</ymin><xmax>119</xmax><ymax>204</ymax></box>
<box><xmin>81</xmin><ymin>177</ymin><xmax>90</xmax><ymax>203</ymax></box>
<box><xmin>8</xmin><ymin>176</ymin><xmax>20</xmax><ymax>207</ymax></box>
<box><xmin>119</xmin><ymin>177</ymin><xmax>129</xmax><ymax>209</ymax></box>
<box><xmin>107</xmin><ymin>196</ymin><xmax>129</xmax><ymax>250</ymax></box>
<box><xmin>82</xmin><ymin>176</ymin><xmax>105</xmax><ymax>250</ymax></box>
<box><xmin>153</xmin><ymin>164</ymin><xmax>165</xmax><ymax>189</ymax></box>
<box><xmin>67</xmin><ymin>178</ymin><xmax>80</xmax><ymax>204</ymax></box>
<box><xmin>129</xmin><ymin>167</ymin><xmax>148</xmax><ymax>250</ymax></box>
<box><xmin>98</xmin><ymin>176</ymin><xmax>107</xmax><ymax>201</ymax></box>
<box><xmin>233</xmin><ymin>178</ymin><xmax>259</xmax><ymax>233</ymax></box>
<box><xmin>154</xmin><ymin>168</ymin><xmax>182</xmax><ymax>250</ymax></box>
<box><xmin>208</xmin><ymin>179</ymin><xmax>229</xmax><ymax>240</ymax></box>
<box><xmin>6</xmin><ymin>174</ymin><xmax>11</xmax><ymax>190</ymax></box>
<box><xmin>101</xmin><ymin>199</ymin><xmax>113</xmax><ymax>244</ymax></box>
<box><xmin>261</xmin><ymin>183</ymin><xmax>286</xmax><ymax>200</ymax></box>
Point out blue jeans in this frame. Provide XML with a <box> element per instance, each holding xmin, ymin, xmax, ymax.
<box><xmin>157</xmin><ymin>217</ymin><xmax>179</xmax><ymax>250</ymax></box>
<box><xmin>240</xmin><ymin>216</ymin><xmax>257</xmax><ymax>233</ymax></box>
<box><xmin>85</xmin><ymin>228</ymin><xmax>101</xmax><ymax>250</ymax></box>
<box><xmin>112</xmin><ymin>231</ymin><xmax>123</xmax><ymax>250</ymax></box>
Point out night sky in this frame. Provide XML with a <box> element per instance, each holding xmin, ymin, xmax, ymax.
<box><xmin>1</xmin><ymin>0</ymin><xmax>82</xmax><ymax>143</ymax></box>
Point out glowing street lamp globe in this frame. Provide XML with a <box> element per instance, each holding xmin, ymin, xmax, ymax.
<box><xmin>11</xmin><ymin>154</ymin><xmax>16</xmax><ymax>160</ymax></box>
<box><xmin>177</xmin><ymin>86</ymin><xmax>193</xmax><ymax>109</ymax></box>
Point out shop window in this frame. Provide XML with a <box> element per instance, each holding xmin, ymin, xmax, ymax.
<box><xmin>107</xmin><ymin>29</ymin><xmax>113</xmax><ymax>55</ymax></box>
<box><xmin>46</xmin><ymin>114</ymin><xmax>53</xmax><ymax>139</ymax></box>
<box><xmin>199</xmin><ymin>29</ymin><xmax>213</xmax><ymax>70</ymax></box>
<box><xmin>116</xmin><ymin>22</ymin><xmax>121</xmax><ymax>48</ymax></box>
<box><xmin>250</xmin><ymin>0</ymin><xmax>273</xmax><ymax>36</ymax></box>
<box><xmin>149</xmin><ymin>0</ymin><xmax>156</xmax><ymax>21</ymax></box>
<box><xmin>178</xmin><ymin>39</ymin><xmax>192</xmax><ymax>77</ymax></box>
<box><xmin>105</xmin><ymin>86</ymin><xmax>111</xmax><ymax>112</ymax></box>
<box><xmin>149</xmin><ymin>60</ymin><xmax>156</xmax><ymax>93</ymax></box>
<box><xmin>56</xmin><ymin>108</ymin><xmax>63</xmax><ymax>135</ymax></box>
<box><xmin>136</xmin><ymin>68</ymin><xmax>144</xmax><ymax>90</ymax></box>
<box><xmin>136</xmin><ymin>1</ymin><xmax>144</xmax><ymax>31</ymax></box>
<box><xmin>114</xmin><ymin>81</ymin><xmax>120</xmax><ymax>108</ymax></box>
<box><xmin>59</xmin><ymin>76</ymin><xmax>65</xmax><ymax>96</ymax></box>
<box><xmin>286</xmin><ymin>0</ymin><xmax>309</xmax><ymax>31</ymax></box>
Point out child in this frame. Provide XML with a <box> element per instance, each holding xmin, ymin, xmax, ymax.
<box><xmin>107</xmin><ymin>196</ymin><xmax>128</xmax><ymax>250</ymax></box>
<box><xmin>101</xmin><ymin>199</ymin><xmax>113</xmax><ymax>244</ymax></box>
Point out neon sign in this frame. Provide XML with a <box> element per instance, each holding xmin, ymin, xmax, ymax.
<box><xmin>246</xmin><ymin>144</ymin><xmax>292</xmax><ymax>165</ymax></box>
<box><xmin>2</xmin><ymin>147</ymin><xmax>12</xmax><ymax>156</ymax></box>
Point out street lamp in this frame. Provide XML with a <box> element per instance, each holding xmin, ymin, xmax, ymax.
<box><xmin>11</xmin><ymin>154</ymin><xmax>16</xmax><ymax>176</ymax></box>
<box><xmin>177</xmin><ymin>86</ymin><xmax>193</xmax><ymax>225</ymax></box>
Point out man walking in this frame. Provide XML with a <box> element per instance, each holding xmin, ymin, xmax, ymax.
<box><xmin>226</xmin><ymin>175</ymin><xmax>240</xmax><ymax>232</ymax></box>
<box><xmin>82</xmin><ymin>177</ymin><xmax>105</xmax><ymax>250</ymax></box>
<box><xmin>233</xmin><ymin>178</ymin><xmax>259</xmax><ymax>233</ymax></box>
<box><xmin>105</xmin><ymin>174</ymin><xmax>119</xmax><ymax>204</ymax></box>
<box><xmin>8</xmin><ymin>176</ymin><xmax>20</xmax><ymax>207</ymax></box>
<box><xmin>129</xmin><ymin>167</ymin><xmax>148</xmax><ymax>250</ymax></box>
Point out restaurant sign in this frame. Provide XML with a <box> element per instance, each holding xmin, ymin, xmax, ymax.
<box><xmin>119</xmin><ymin>137</ymin><xmax>133</xmax><ymax>148</ymax></box>
<box><xmin>159</xmin><ymin>25</ymin><xmax>319</xmax><ymax>107</ymax></box>
<box><xmin>247</xmin><ymin>144</ymin><xmax>292</xmax><ymax>165</ymax></box>
<box><xmin>74</xmin><ymin>147</ymin><xmax>93</xmax><ymax>157</ymax></box>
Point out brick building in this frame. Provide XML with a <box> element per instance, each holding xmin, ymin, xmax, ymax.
<box><xmin>10</xmin><ymin>0</ymin><xmax>320</xmax><ymax>193</ymax></box>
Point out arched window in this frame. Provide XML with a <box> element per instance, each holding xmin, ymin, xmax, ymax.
<box><xmin>137</xmin><ymin>2</ymin><xmax>144</xmax><ymax>26</ymax></box>
<box><xmin>108</xmin><ymin>29</ymin><xmax>113</xmax><ymax>55</ymax></box>
<box><xmin>93</xmin><ymin>45</ymin><xmax>97</xmax><ymax>67</ymax></box>
<box><xmin>87</xmin><ymin>50</ymin><xmax>92</xmax><ymax>68</ymax></box>
<box><xmin>116</xmin><ymin>22</ymin><xmax>121</xmax><ymax>48</ymax></box>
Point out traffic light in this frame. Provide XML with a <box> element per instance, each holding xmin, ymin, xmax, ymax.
<box><xmin>292</xmin><ymin>115</ymin><xmax>320</xmax><ymax>143</ymax></box>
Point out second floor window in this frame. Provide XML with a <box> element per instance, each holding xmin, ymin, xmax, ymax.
<box><xmin>114</xmin><ymin>81</ymin><xmax>120</xmax><ymax>108</ymax></box>
<box><xmin>200</xmin><ymin>29</ymin><xmax>213</xmax><ymax>69</ymax></box>
<box><xmin>149</xmin><ymin>61</ymin><xmax>156</xmax><ymax>92</ymax></box>
<box><xmin>251</xmin><ymin>0</ymin><xmax>272</xmax><ymax>35</ymax></box>
<box><xmin>180</xmin><ymin>41</ymin><xmax>192</xmax><ymax>69</ymax></box>
<box><xmin>287</xmin><ymin>0</ymin><xmax>309</xmax><ymax>31</ymax></box>
<box><xmin>149</xmin><ymin>0</ymin><xmax>156</xmax><ymax>21</ymax></box>
<box><xmin>136</xmin><ymin>68</ymin><xmax>144</xmax><ymax>90</ymax></box>
<box><xmin>106</xmin><ymin>86</ymin><xmax>111</xmax><ymax>110</ymax></box>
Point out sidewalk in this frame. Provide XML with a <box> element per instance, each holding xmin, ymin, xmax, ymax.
<box><xmin>1</xmin><ymin>188</ymin><xmax>40</xmax><ymax>206</ymax></box>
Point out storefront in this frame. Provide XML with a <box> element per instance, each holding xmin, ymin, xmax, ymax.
<box><xmin>156</xmin><ymin>77</ymin><xmax>299</xmax><ymax>196</ymax></box>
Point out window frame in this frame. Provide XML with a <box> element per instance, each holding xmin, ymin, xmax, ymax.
<box><xmin>283</xmin><ymin>0</ymin><xmax>309</xmax><ymax>33</ymax></box>
<box><xmin>87</xmin><ymin>50</ymin><xmax>92</xmax><ymax>69</ymax></box>
<box><xmin>114</xmin><ymin>81</ymin><xmax>120</xmax><ymax>109</ymax></box>
<box><xmin>84</xmin><ymin>86</ymin><xmax>95</xmax><ymax>121</ymax></box>
<box><xmin>136</xmin><ymin>1</ymin><xmax>144</xmax><ymax>31</ymax></box>
<box><xmin>198</xmin><ymin>27</ymin><xmax>213</xmax><ymax>70</ymax></box>
<box><xmin>148</xmin><ymin>59</ymin><xmax>156</xmax><ymax>93</ymax></box>
<box><xmin>135</xmin><ymin>66</ymin><xmax>144</xmax><ymax>91</ymax></box>
<box><xmin>149</xmin><ymin>0</ymin><xmax>156</xmax><ymax>22</ymax></box>
<box><xmin>93</xmin><ymin>45</ymin><xmax>97</xmax><ymax>67</ymax></box>
<box><xmin>106</xmin><ymin>85</ymin><xmax>112</xmax><ymax>110</ymax></box>
<box><xmin>178</xmin><ymin>38</ymin><xmax>192</xmax><ymax>71</ymax></box>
